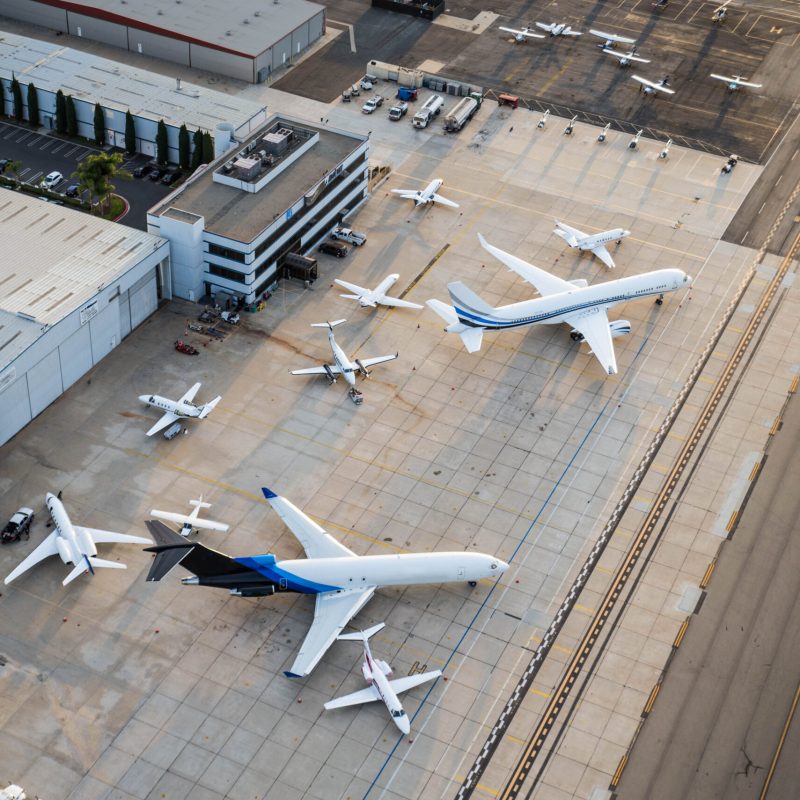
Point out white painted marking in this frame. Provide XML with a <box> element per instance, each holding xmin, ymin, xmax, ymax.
<box><xmin>776</xmin><ymin>174</ymin><xmax>783</xmax><ymax>185</ymax></box>
<box><xmin>741</xmin><ymin>230</ymin><xmax>749</xmax><ymax>244</ymax></box>
<box><xmin>758</xmin><ymin>202</ymin><xmax>766</xmax><ymax>214</ymax></box>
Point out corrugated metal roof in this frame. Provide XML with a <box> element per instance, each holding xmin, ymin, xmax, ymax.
<box><xmin>0</xmin><ymin>32</ymin><xmax>266</xmax><ymax>131</ymax></box>
<box><xmin>0</xmin><ymin>192</ymin><xmax>166</xmax><ymax>368</ymax></box>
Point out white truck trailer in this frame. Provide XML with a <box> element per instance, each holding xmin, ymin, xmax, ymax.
<box><xmin>412</xmin><ymin>94</ymin><xmax>444</xmax><ymax>129</ymax></box>
<box><xmin>443</xmin><ymin>93</ymin><xmax>482</xmax><ymax>132</ymax></box>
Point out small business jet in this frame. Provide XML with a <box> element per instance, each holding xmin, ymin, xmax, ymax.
<box><xmin>498</xmin><ymin>24</ymin><xmax>545</xmax><ymax>42</ymax></box>
<box><xmin>391</xmin><ymin>178</ymin><xmax>459</xmax><ymax>209</ymax></box>
<box><xmin>334</xmin><ymin>274</ymin><xmax>423</xmax><ymax>310</ymax></box>
<box><xmin>602</xmin><ymin>47</ymin><xmax>650</xmax><ymax>67</ymax></box>
<box><xmin>710</xmin><ymin>73</ymin><xmax>762</xmax><ymax>92</ymax></box>
<box><xmin>290</xmin><ymin>320</ymin><xmax>398</xmax><ymax>387</ymax></box>
<box><xmin>324</xmin><ymin>623</ymin><xmax>442</xmax><ymax>734</ymax></box>
<box><xmin>536</xmin><ymin>22</ymin><xmax>582</xmax><ymax>37</ymax></box>
<box><xmin>632</xmin><ymin>74</ymin><xmax>675</xmax><ymax>96</ymax></box>
<box><xmin>590</xmin><ymin>29</ymin><xmax>636</xmax><ymax>48</ymax></box>
<box><xmin>144</xmin><ymin>487</ymin><xmax>508</xmax><ymax>677</ymax></box>
<box><xmin>553</xmin><ymin>220</ymin><xmax>631</xmax><ymax>269</ymax></box>
<box><xmin>139</xmin><ymin>383</ymin><xmax>222</xmax><ymax>436</ymax></box>
<box><xmin>426</xmin><ymin>234</ymin><xmax>691</xmax><ymax>375</ymax></box>
<box><xmin>150</xmin><ymin>496</ymin><xmax>229</xmax><ymax>537</ymax></box>
<box><xmin>4</xmin><ymin>493</ymin><xmax>151</xmax><ymax>586</ymax></box>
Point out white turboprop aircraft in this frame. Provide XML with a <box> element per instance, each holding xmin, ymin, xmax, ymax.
<box><xmin>536</xmin><ymin>22</ymin><xmax>582</xmax><ymax>37</ymax></box>
<box><xmin>324</xmin><ymin>623</ymin><xmax>442</xmax><ymax>734</ymax></box>
<box><xmin>4</xmin><ymin>493</ymin><xmax>151</xmax><ymax>586</ymax></box>
<box><xmin>144</xmin><ymin>487</ymin><xmax>509</xmax><ymax>677</ymax></box>
<box><xmin>150</xmin><ymin>496</ymin><xmax>230</xmax><ymax>536</ymax></box>
<box><xmin>602</xmin><ymin>47</ymin><xmax>650</xmax><ymax>67</ymax></box>
<box><xmin>139</xmin><ymin>382</ymin><xmax>222</xmax><ymax>436</ymax></box>
<box><xmin>426</xmin><ymin>234</ymin><xmax>691</xmax><ymax>375</ymax></box>
<box><xmin>553</xmin><ymin>220</ymin><xmax>631</xmax><ymax>269</ymax></box>
<box><xmin>391</xmin><ymin>178</ymin><xmax>459</xmax><ymax>209</ymax></box>
<box><xmin>710</xmin><ymin>73</ymin><xmax>762</xmax><ymax>92</ymax></box>
<box><xmin>290</xmin><ymin>320</ymin><xmax>398</xmax><ymax>387</ymax></box>
<box><xmin>632</xmin><ymin>75</ymin><xmax>675</xmax><ymax>95</ymax></box>
<box><xmin>498</xmin><ymin>24</ymin><xmax>545</xmax><ymax>42</ymax></box>
<box><xmin>334</xmin><ymin>274</ymin><xmax>423</xmax><ymax>310</ymax></box>
<box><xmin>590</xmin><ymin>29</ymin><xmax>636</xmax><ymax>48</ymax></box>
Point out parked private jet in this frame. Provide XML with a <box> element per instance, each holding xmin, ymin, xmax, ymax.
<box><xmin>139</xmin><ymin>382</ymin><xmax>222</xmax><ymax>436</ymax></box>
<box><xmin>150</xmin><ymin>496</ymin><xmax>229</xmax><ymax>536</ymax></box>
<box><xmin>710</xmin><ymin>73</ymin><xmax>762</xmax><ymax>92</ymax></box>
<box><xmin>590</xmin><ymin>29</ymin><xmax>636</xmax><ymax>48</ymax></box>
<box><xmin>602</xmin><ymin>47</ymin><xmax>650</xmax><ymax>67</ymax></box>
<box><xmin>324</xmin><ymin>623</ymin><xmax>442</xmax><ymax>734</ymax></box>
<box><xmin>632</xmin><ymin>75</ymin><xmax>675</xmax><ymax>95</ymax></box>
<box><xmin>334</xmin><ymin>274</ymin><xmax>423</xmax><ymax>310</ymax></box>
<box><xmin>391</xmin><ymin>178</ymin><xmax>459</xmax><ymax>208</ymax></box>
<box><xmin>290</xmin><ymin>320</ymin><xmax>398</xmax><ymax>387</ymax></box>
<box><xmin>426</xmin><ymin>234</ymin><xmax>691</xmax><ymax>375</ymax></box>
<box><xmin>498</xmin><ymin>24</ymin><xmax>545</xmax><ymax>42</ymax></box>
<box><xmin>553</xmin><ymin>220</ymin><xmax>631</xmax><ymax>269</ymax></box>
<box><xmin>143</xmin><ymin>488</ymin><xmax>509</xmax><ymax>677</ymax></box>
<box><xmin>536</xmin><ymin>22</ymin><xmax>582</xmax><ymax>37</ymax></box>
<box><xmin>4</xmin><ymin>493</ymin><xmax>151</xmax><ymax>586</ymax></box>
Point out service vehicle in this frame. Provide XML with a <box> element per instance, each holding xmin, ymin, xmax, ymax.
<box><xmin>42</xmin><ymin>171</ymin><xmax>63</xmax><ymax>189</ymax></box>
<box><xmin>1</xmin><ymin>508</ymin><xmax>34</xmax><ymax>544</ymax></box>
<box><xmin>443</xmin><ymin>93</ymin><xmax>482</xmax><ymax>132</ymax></box>
<box><xmin>331</xmin><ymin>226</ymin><xmax>367</xmax><ymax>246</ymax></box>
<box><xmin>396</xmin><ymin>87</ymin><xmax>418</xmax><ymax>101</ymax></box>
<box><xmin>362</xmin><ymin>98</ymin><xmax>378</xmax><ymax>114</ymax></box>
<box><xmin>220</xmin><ymin>311</ymin><xmax>240</xmax><ymax>324</ymax></box>
<box><xmin>163</xmin><ymin>423</ymin><xmax>183</xmax><ymax>440</ymax></box>
<box><xmin>341</xmin><ymin>90</ymin><xmax>351</xmax><ymax>102</ymax></box>
<box><xmin>412</xmin><ymin>95</ymin><xmax>444</xmax><ymax>128</ymax></box>
<box><xmin>388</xmin><ymin>102</ymin><xmax>408</xmax><ymax>120</ymax></box>
<box><xmin>360</xmin><ymin>78</ymin><xmax>374</xmax><ymax>90</ymax></box>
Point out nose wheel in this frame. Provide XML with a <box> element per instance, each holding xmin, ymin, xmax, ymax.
<box><xmin>468</xmin><ymin>580</ymin><xmax>477</xmax><ymax>587</ymax></box>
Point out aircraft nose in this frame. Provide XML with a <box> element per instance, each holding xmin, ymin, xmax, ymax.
<box><xmin>398</xmin><ymin>715</ymin><xmax>411</xmax><ymax>735</ymax></box>
<box><xmin>138</xmin><ymin>395</ymin><xmax>150</xmax><ymax>404</ymax></box>
<box><xmin>493</xmin><ymin>559</ymin><xmax>510</xmax><ymax>574</ymax></box>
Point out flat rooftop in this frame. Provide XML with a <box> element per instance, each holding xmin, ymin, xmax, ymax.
<box><xmin>152</xmin><ymin>116</ymin><xmax>366</xmax><ymax>243</ymax></box>
<box><xmin>0</xmin><ymin>32</ymin><xmax>267</xmax><ymax>134</ymax></box>
<box><xmin>0</xmin><ymin>191</ymin><xmax>165</xmax><ymax>366</ymax></box>
<box><xmin>35</xmin><ymin>0</ymin><xmax>324</xmax><ymax>57</ymax></box>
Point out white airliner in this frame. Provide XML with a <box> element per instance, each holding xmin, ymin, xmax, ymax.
<box><xmin>602</xmin><ymin>47</ymin><xmax>650</xmax><ymax>67</ymax></box>
<box><xmin>4</xmin><ymin>493</ymin><xmax>151</xmax><ymax>586</ymax></box>
<box><xmin>426</xmin><ymin>234</ymin><xmax>691</xmax><ymax>375</ymax></box>
<box><xmin>553</xmin><ymin>220</ymin><xmax>631</xmax><ymax>269</ymax></box>
<box><xmin>498</xmin><ymin>24</ymin><xmax>545</xmax><ymax>42</ymax></box>
<box><xmin>139</xmin><ymin>382</ymin><xmax>222</xmax><ymax>436</ymax></box>
<box><xmin>536</xmin><ymin>22</ymin><xmax>582</xmax><ymax>37</ymax></box>
<box><xmin>632</xmin><ymin>75</ymin><xmax>675</xmax><ymax>95</ymax></box>
<box><xmin>710</xmin><ymin>73</ymin><xmax>762</xmax><ymax>92</ymax></box>
<box><xmin>150</xmin><ymin>496</ymin><xmax>229</xmax><ymax>536</ymax></box>
<box><xmin>290</xmin><ymin>320</ymin><xmax>398</xmax><ymax>387</ymax></box>
<box><xmin>144</xmin><ymin>487</ymin><xmax>509</xmax><ymax>677</ymax></box>
<box><xmin>590</xmin><ymin>29</ymin><xmax>636</xmax><ymax>48</ymax></box>
<box><xmin>324</xmin><ymin>623</ymin><xmax>442</xmax><ymax>734</ymax></box>
<box><xmin>334</xmin><ymin>274</ymin><xmax>423</xmax><ymax>310</ymax></box>
<box><xmin>391</xmin><ymin>178</ymin><xmax>459</xmax><ymax>209</ymax></box>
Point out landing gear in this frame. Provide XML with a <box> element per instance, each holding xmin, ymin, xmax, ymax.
<box><xmin>468</xmin><ymin>580</ymin><xmax>477</xmax><ymax>587</ymax></box>
<box><xmin>655</xmin><ymin>293</ymin><xmax>664</xmax><ymax>306</ymax></box>
<box><xmin>570</xmin><ymin>331</ymin><xmax>583</xmax><ymax>341</ymax></box>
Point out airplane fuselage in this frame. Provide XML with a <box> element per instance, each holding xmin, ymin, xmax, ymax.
<box><xmin>46</xmin><ymin>493</ymin><xmax>92</xmax><ymax>566</ymax></box>
<box><xmin>139</xmin><ymin>395</ymin><xmax>201</xmax><ymax>418</ymax></box>
<box><xmin>454</xmin><ymin>269</ymin><xmax>689</xmax><ymax>331</ymax></box>
<box><xmin>329</xmin><ymin>332</ymin><xmax>357</xmax><ymax>386</ymax></box>
<box><xmin>417</xmin><ymin>179</ymin><xmax>443</xmax><ymax>205</ymax></box>
<box><xmin>576</xmin><ymin>228</ymin><xmax>630</xmax><ymax>251</ymax></box>
<box><xmin>358</xmin><ymin>274</ymin><xmax>400</xmax><ymax>307</ymax></box>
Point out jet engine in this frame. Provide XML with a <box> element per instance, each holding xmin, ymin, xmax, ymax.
<box><xmin>355</xmin><ymin>360</ymin><xmax>371</xmax><ymax>378</ymax></box>
<box><xmin>609</xmin><ymin>320</ymin><xmax>631</xmax><ymax>338</ymax></box>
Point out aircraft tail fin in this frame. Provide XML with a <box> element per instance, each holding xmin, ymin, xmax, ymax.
<box><xmin>337</xmin><ymin>622</ymin><xmax>386</xmax><ymax>642</ymax></box>
<box><xmin>446</xmin><ymin>281</ymin><xmax>496</xmax><ymax>318</ymax></box>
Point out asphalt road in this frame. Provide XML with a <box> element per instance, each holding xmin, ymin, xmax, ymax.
<box><xmin>616</xmin><ymin>390</ymin><xmax>800</xmax><ymax>800</ymax></box>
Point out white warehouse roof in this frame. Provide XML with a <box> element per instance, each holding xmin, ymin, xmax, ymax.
<box><xmin>0</xmin><ymin>31</ymin><xmax>267</xmax><ymax>133</ymax></box>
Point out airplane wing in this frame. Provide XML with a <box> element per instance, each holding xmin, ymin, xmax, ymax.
<box><xmin>290</xmin><ymin>365</ymin><xmax>341</xmax><ymax>376</ymax></box>
<box><xmin>262</xmin><ymin>488</ymin><xmax>354</xmax><ymax>558</ymax></box>
<box><xmin>564</xmin><ymin>29</ymin><xmax>583</xmax><ymax>36</ymax></box>
<box><xmin>498</xmin><ymin>26</ymin><xmax>521</xmax><ymax>35</ymax></box>
<box><xmin>356</xmin><ymin>353</ymin><xmax>399</xmax><ymax>369</ymax></box>
<box><xmin>710</xmin><ymin>73</ymin><xmax>731</xmax><ymax>83</ymax></box>
<box><xmin>388</xmin><ymin>670</ymin><xmax>443</xmax><ymax>695</ymax></box>
<box><xmin>75</xmin><ymin>526</ymin><xmax>152</xmax><ymax>545</ymax></box>
<box><xmin>632</xmin><ymin>75</ymin><xmax>675</xmax><ymax>94</ymax></box>
<box><xmin>535</xmin><ymin>22</ymin><xmax>554</xmax><ymax>33</ymax></box>
<box><xmin>590</xmin><ymin>29</ymin><xmax>635</xmax><ymax>44</ymax></box>
<box><xmin>150</xmin><ymin>510</ymin><xmax>230</xmax><ymax>532</ymax></box>
<box><xmin>478</xmin><ymin>233</ymin><xmax>574</xmax><ymax>296</ymax></box>
<box><xmin>431</xmin><ymin>193</ymin><xmax>459</xmax><ymax>208</ymax></box>
<box><xmin>602</xmin><ymin>48</ymin><xmax>650</xmax><ymax>64</ymax></box>
<box><xmin>324</xmin><ymin>683</ymin><xmax>382</xmax><ymax>710</ymax></box>
<box><xmin>591</xmin><ymin>244</ymin><xmax>616</xmax><ymax>269</ymax></box>
<box><xmin>334</xmin><ymin>278</ymin><xmax>368</xmax><ymax>297</ymax></box>
<box><xmin>179</xmin><ymin>382</ymin><xmax>202</xmax><ymax>404</ymax></box>
<box><xmin>147</xmin><ymin>411</ymin><xmax>179</xmax><ymax>437</ymax></box>
<box><xmin>378</xmin><ymin>296</ymin><xmax>424</xmax><ymax>310</ymax></box>
<box><xmin>563</xmin><ymin>307</ymin><xmax>618</xmax><ymax>375</ymax></box>
<box><xmin>4</xmin><ymin>532</ymin><xmax>59</xmax><ymax>584</ymax></box>
<box><xmin>285</xmin><ymin>587</ymin><xmax>376</xmax><ymax>677</ymax></box>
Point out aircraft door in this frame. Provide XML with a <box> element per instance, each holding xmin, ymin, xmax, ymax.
<box><xmin>457</xmin><ymin>566</ymin><xmax>466</xmax><ymax>580</ymax></box>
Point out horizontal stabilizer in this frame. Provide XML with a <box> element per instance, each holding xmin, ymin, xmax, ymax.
<box><xmin>199</xmin><ymin>396</ymin><xmax>221</xmax><ymax>418</ymax></box>
<box><xmin>87</xmin><ymin>557</ymin><xmax>127</xmax><ymax>571</ymax></box>
<box><xmin>337</xmin><ymin>622</ymin><xmax>386</xmax><ymax>642</ymax></box>
<box><xmin>311</xmin><ymin>319</ymin><xmax>347</xmax><ymax>329</ymax></box>
<box><xmin>425</xmin><ymin>298</ymin><xmax>459</xmax><ymax>327</ymax></box>
<box><xmin>459</xmin><ymin>327</ymin><xmax>485</xmax><ymax>353</ymax></box>
<box><xmin>189</xmin><ymin>498</ymin><xmax>212</xmax><ymax>509</ymax></box>
<box><xmin>63</xmin><ymin>560</ymin><xmax>90</xmax><ymax>586</ymax></box>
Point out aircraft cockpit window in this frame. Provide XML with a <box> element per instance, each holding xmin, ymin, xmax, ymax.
<box><xmin>392</xmin><ymin>709</ymin><xmax>404</xmax><ymax>718</ymax></box>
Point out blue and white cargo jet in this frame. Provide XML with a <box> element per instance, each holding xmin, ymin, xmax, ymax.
<box><xmin>426</xmin><ymin>234</ymin><xmax>691</xmax><ymax>375</ymax></box>
<box><xmin>144</xmin><ymin>488</ymin><xmax>508</xmax><ymax>677</ymax></box>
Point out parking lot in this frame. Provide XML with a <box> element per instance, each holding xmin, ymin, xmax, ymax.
<box><xmin>0</xmin><ymin>120</ymin><xmax>175</xmax><ymax>228</ymax></box>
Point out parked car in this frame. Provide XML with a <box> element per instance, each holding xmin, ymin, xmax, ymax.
<box><xmin>1</xmin><ymin>508</ymin><xmax>34</xmax><ymax>544</ymax></box>
<box><xmin>42</xmin><ymin>171</ymin><xmax>63</xmax><ymax>189</ymax></box>
<box><xmin>133</xmin><ymin>163</ymin><xmax>155</xmax><ymax>178</ymax></box>
<box><xmin>318</xmin><ymin>240</ymin><xmax>349</xmax><ymax>258</ymax></box>
<box><xmin>362</xmin><ymin>98</ymin><xmax>378</xmax><ymax>115</ymax></box>
<box><xmin>161</xmin><ymin>171</ymin><xmax>181</xmax><ymax>186</ymax></box>
<box><xmin>149</xmin><ymin>168</ymin><xmax>167</xmax><ymax>181</ymax></box>
<box><xmin>0</xmin><ymin>159</ymin><xmax>9</xmax><ymax>174</ymax></box>
<box><xmin>331</xmin><ymin>226</ymin><xmax>367</xmax><ymax>246</ymax></box>
<box><xmin>65</xmin><ymin>184</ymin><xmax>80</xmax><ymax>198</ymax></box>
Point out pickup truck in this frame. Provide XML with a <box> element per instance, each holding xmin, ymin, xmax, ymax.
<box><xmin>388</xmin><ymin>102</ymin><xmax>408</xmax><ymax>121</ymax></box>
<box><xmin>361</xmin><ymin>95</ymin><xmax>384</xmax><ymax>114</ymax></box>
<box><xmin>1</xmin><ymin>508</ymin><xmax>34</xmax><ymax>544</ymax></box>
<box><xmin>331</xmin><ymin>226</ymin><xmax>367</xmax><ymax>246</ymax></box>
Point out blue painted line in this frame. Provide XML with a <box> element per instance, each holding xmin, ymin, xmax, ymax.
<box><xmin>362</xmin><ymin>334</ymin><xmax>652</xmax><ymax>799</ymax></box>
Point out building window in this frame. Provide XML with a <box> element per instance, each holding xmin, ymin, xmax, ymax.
<box><xmin>208</xmin><ymin>262</ymin><xmax>246</xmax><ymax>284</ymax></box>
<box><xmin>208</xmin><ymin>243</ymin><xmax>246</xmax><ymax>263</ymax></box>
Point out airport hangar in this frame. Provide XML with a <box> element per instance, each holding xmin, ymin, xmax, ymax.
<box><xmin>147</xmin><ymin>115</ymin><xmax>369</xmax><ymax>304</ymax></box>
<box><xmin>0</xmin><ymin>193</ymin><xmax>169</xmax><ymax>447</ymax></box>
<box><xmin>0</xmin><ymin>32</ymin><xmax>268</xmax><ymax>163</ymax></box>
<box><xmin>0</xmin><ymin>0</ymin><xmax>326</xmax><ymax>84</ymax></box>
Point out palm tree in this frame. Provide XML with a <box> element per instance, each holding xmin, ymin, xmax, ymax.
<box><xmin>73</xmin><ymin>151</ymin><xmax>130</xmax><ymax>214</ymax></box>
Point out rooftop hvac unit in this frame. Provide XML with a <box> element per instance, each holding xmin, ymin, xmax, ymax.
<box><xmin>234</xmin><ymin>156</ymin><xmax>260</xmax><ymax>180</ymax></box>
<box><xmin>262</xmin><ymin>128</ymin><xmax>293</xmax><ymax>155</ymax></box>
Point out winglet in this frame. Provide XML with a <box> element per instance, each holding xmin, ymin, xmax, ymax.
<box><xmin>262</xmin><ymin>487</ymin><xmax>278</xmax><ymax>500</ymax></box>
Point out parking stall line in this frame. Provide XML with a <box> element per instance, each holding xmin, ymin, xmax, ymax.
<box><xmin>50</xmin><ymin>142</ymin><xmax>66</xmax><ymax>154</ymax></box>
<box><xmin>38</xmin><ymin>139</ymin><xmax>54</xmax><ymax>150</ymax></box>
<box><xmin>3</xmin><ymin>129</ymin><xmax>17</xmax><ymax>140</ymax></box>
<box><xmin>27</xmin><ymin>171</ymin><xmax>42</xmax><ymax>184</ymax></box>
<box><xmin>74</xmin><ymin>150</ymin><xmax>90</xmax><ymax>162</ymax></box>
<box><xmin>15</xmin><ymin>132</ymin><xmax>31</xmax><ymax>144</ymax></box>
<box><xmin>63</xmin><ymin>146</ymin><xmax>79</xmax><ymax>157</ymax></box>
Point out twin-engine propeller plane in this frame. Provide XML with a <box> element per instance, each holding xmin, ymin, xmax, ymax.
<box><xmin>139</xmin><ymin>382</ymin><xmax>222</xmax><ymax>436</ymax></box>
<box><xmin>143</xmin><ymin>488</ymin><xmax>509</xmax><ymax>677</ymax></box>
<box><xmin>536</xmin><ymin>22</ymin><xmax>582</xmax><ymax>37</ymax></box>
<box><xmin>426</xmin><ymin>234</ymin><xmax>691</xmax><ymax>376</ymax></box>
